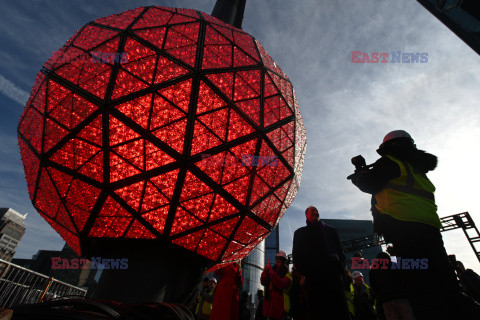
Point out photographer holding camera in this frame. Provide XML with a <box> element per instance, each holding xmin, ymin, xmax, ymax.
<box><xmin>348</xmin><ymin>130</ymin><xmax>480</xmax><ymax>319</ymax></box>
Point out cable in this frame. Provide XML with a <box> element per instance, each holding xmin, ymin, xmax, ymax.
<box><xmin>11</xmin><ymin>297</ymin><xmax>195</xmax><ymax>320</ymax></box>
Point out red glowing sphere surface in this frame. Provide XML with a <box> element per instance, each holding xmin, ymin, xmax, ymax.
<box><xmin>17</xmin><ymin>6</ymin><xmax>306</xmax><ymax>265</ymax></box>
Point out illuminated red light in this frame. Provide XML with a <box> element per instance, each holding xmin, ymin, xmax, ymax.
<box><xmin>17</xmin><ymin>6</ymin><xmax>306</xmax><ymax>265</ymax></box>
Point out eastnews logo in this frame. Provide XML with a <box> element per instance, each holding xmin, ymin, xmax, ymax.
<box><xmin>91</xmin><ymin>52</ymin><xmax>129</xmax><ymax>64</ymax></box>
<box><xmin>201</xmin><ymin>154</ymin><xmax>278</xmax><ymax>167</ymax></box>
<box><xmin>351</xmin><ymin>51</ymin><xmax>428</xmax><ymax>63</ymax></box>
<box><xmin>51</xmin><ymin>51</ymin><xmax>129</xmax><ymax>64</ymax></box>
<box><xmin>51</xmin><ymin>257</ymin><xmax>128</xmax><ymax>270</ymax></box>
<box><xmin>351</xmin><ymin>257</ymin><xmax>429</xmax><ymax>270</ymax></box>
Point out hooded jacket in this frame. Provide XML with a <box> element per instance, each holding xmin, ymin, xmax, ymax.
<box><xmin>352</xmin><ymin>146</ymin><xmax>440</xmax><ymax>228</ymax></box>
<box><xmin>352</xmin><ymin>147</ymin><xmax>437</xmax><ymax>195</ymax></box>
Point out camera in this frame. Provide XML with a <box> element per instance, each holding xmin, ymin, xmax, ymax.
<box><xmin>347</xmin><ymin>155</ymin><xmax>373</xmax><ymax>180</ymax></box>
<box><xmin>351</xmin><ymin>155</ymin><xmax>367</xmax><ymax>171</ymax></box>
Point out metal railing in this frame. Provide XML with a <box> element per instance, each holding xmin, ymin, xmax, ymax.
<box><xmin>0</xmin><ymin>258</ymin><xmax>87</xmax><ymax>308</ymax></box>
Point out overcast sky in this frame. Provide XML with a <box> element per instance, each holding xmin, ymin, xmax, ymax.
<box><xmin>1</xmin><ymin>0</ymin><xmax>480</xmax><ymax>272</ymax></box>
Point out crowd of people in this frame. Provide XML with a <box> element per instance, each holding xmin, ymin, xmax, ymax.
<box><xmin>192</xmin><ymin>130</ymin><xmax>480</xmax><ymax>319</ymax></box>
<box><xmin>193</xmin><ymin>252</ymin><xmax>480</xmax><ymax>320</ymax></box>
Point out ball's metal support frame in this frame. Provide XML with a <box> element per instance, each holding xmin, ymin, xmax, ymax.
<box><xmin>211</xmin><ymin>0</ymin><xmax>247</xmax><ymax>29</ymax></box>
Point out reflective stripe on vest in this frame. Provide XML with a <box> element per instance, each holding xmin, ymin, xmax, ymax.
<box><xmin>345</xmin><ymin>283</ymin><xmax>355</xmax><ymax>316</ymax></box>
<box><xmin>201</xmin><ymin>289</ymin><xmax>215</xmax><ymax>315</ymax></box>
<box><xmin>375</xmin><ymin>155</ymin><xmax>441</xmax><ymax>229</ymax></box>
<box><xmin>384</xmin><ymin>157</ymin><xmax>435</xmax><ymax>201</ymax></box>
<box><xmin>283</xmin><ymin>272</ymin><xmax>292</xmax><ymax>313</ymax></box>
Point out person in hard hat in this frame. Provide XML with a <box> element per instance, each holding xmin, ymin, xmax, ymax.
<box><xmin>292</xmin><ymin>206</ymin><xmax>350</xmax><ymax>320</ymax></box>
<box><xmin>260</xmin><ymin>251</ymin><xmax>292</xmax><ymax>320</ymax></box>
<box><xmin>194</xmin><ymin>277</ymin><xmax>211</xmax><ymax>317</ymax></box>
<box><xmin>210</xmin><ymin>262</ymin><xmax>243</xmax><ymax>320</ymax></box>
<box><xmin>344</xmin><ymin>268</ymin><xmax>356</xmax><ymax>319</ymax></box>
<box><xmin>350</xmin><ymin>130</ymin><xmax>480</xmax><ymax>319</ymax></box>
<box><xmin>352</xmin><ymin>271</ymin><xmax>376</xmax><ymax>320</ymax></box>
<box><xmin>196</xmin><ymin>277</ymin><xmax>217</xmax><ymax>320</ymax></box>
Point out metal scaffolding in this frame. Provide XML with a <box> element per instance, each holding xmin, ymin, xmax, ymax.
<box><xmin>341</xmin><ymin>212</ymin><xmax>480</xmax><ymax>265</ymax></box>
<box><xmin>440</xmin><ymin>212</ymin><xmax>480</xmax><ymax>263</ymax></box>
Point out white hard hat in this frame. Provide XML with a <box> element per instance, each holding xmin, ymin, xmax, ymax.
<box><xmin>378</xmin><ymin>130</ymin><xmax>414</xmax><ymax>152</ymax></box>
<box><xmin>275</xmin><ymin>251</ymin><xmax>287</xmax><ymax>260</ymax></box>
<box><xmin>210</xmin><ymin>278</ymin><xmax>217</xmax><ymax>284</ymax></box>
<box><xmin>352</xmin><ymin>271</ymin><xmax>363</xmax><ymax>279</ymax></box>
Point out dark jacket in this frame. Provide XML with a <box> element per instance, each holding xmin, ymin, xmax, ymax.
<box><xmin>292</xmin><ymin>220</ymin><xmax>350</xmax><ymax>320</ymax></box>
<box><xmin>239</xmin><ymin>291</ymin><xmax>250</xmax><ymax>320</ymax></box>
<box><xmin>369</xmin><ymin>260</ymin><xmax>407</xmax><ymax>305</ymax></box>
<box><xmin>255</xmin><ymin>296</ymin><xmax>266</xmax><ymax>320</ymax></box>
<box><xmin>289</xmin><ymin>270</ymin><xmax>307</xmax><ymax>319</ymax></box>
<box><xmin>292</xmin><ymin>220</ymin><xmax>345</xmax><ymax>277</ymax></box>
<box><xmin>351</xmin><ymin>147</ymin><xmax>437</xmax><ymax>234</ymax></box>
<box><xmin>351</xmin><ymin>147</ymin><xmax>437</xmax><ymax>195</ymax></box>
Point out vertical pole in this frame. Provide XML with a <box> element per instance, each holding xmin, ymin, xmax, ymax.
<box><xmin>0</xmin><ymin>262</ymin><xmax>10</xmax><ymax>280</ymax></box>
<box><xmin>37</xmin><ymin>277</ymin><xmax>53</xmax><ymax>303</ymax></box>
<box><xmin>211</xmin><ymin>0</ymin><xmax>247</xmax><ymax>29</ymax></box>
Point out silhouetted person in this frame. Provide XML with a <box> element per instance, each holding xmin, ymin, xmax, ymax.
<box><xmin>292</xmin><ymin>206</ymin><xmax>350</xmax><ymax>319</ymax></box>
<box><xmin>352</xmin><ymin>271</ymin><xmax>376</xmax><ymax>320</ymax></box>
<box><xmin>196</xmin><ymin>278</ymin><xmax>217</xmax><ymax>320</ymax></box>
<box><xmin>255</xmin><ymin>290</ymin><xmax>266</xmax><ymax>320</ymax></box>
<box><xmin>239</xmin><ymin>290</ymin><xmax>250</xmax><ymax>320</ymax></box>
<box><xmin>344</xmin><ymin>268</ymin><xmax>356</xmax><ymax>319</ymax></box>
<box><xmin>260</xmin><ymin>251</ymin><xmax>292</xmax><ymax>320</ymax></box>
<box><xmin>350</xmin><ymin>130</ymin><xmax>480</xmax><ymax>319</ymax></box>
<box><xmin>194</xmin><ymin>277</ymin><xmax>210</xmax><ymax>317</ymax></box>
<box><xmin>289</xmin><ymin>265</ymin><xmax>307</xmax><ymax>320</ymax></box>
<box><xmin>456</xmin><ymin>261</ymin><xmax>480</xmax><ymax>303</ymax></box>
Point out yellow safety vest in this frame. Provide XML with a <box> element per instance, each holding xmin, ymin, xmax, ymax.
<box><xmin>374</xmin><ymin>155</ymin><xmax>441</xmax><ymax>229</ymax></box>
<box><xmin>195</xmin><ymin>288</ymin><xmax>214</xmax><ymax>316</ymax></box>
<box><xmin>283</xmin><ymin>272</ymin><xmax>292</xmax><ymax>314</ymax></box>
<box><xmin>345</xmin><ymin>283</ymin><xmax>355</xmax><ymax>316</ymax></box>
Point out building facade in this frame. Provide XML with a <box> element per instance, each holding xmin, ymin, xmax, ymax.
<box><xmin>241</xmin><ymin>239</ymin><xmax>265</xmax><ymax>305</ymax></box>
<box><xmin>0</xmin><ymin>208</ymin><xmax>27</xmax><ymax>261</ymax></box>
<box><xmin>241</xmin><ymin>225</ymin><xmax>280</xmax><ymax>310</ymax></box>
<box><xmin>264</xmin><ymin>226</ymin><xmax>279</xmax><ymax>265</ymax></box>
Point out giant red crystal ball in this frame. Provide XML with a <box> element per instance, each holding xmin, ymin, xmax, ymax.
<box><xmin>17</xmin><ymin>6</ymin><xmax>306</xmax><ymax>265</ymax></box>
